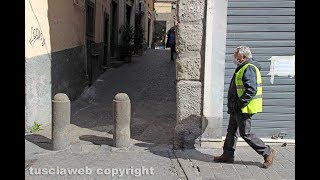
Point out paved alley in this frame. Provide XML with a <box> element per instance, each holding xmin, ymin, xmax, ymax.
<box><xmin>71</xmin><ymin>49</ymin><xmax>177</xmax><ymax>146</ymax></box>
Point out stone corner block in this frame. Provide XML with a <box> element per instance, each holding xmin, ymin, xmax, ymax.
<box><xmin>177</xmin><ymin>0</ymin><xmax>205</xmax><ymax>22</ymax></box>
<box><xmin>176</xmin><ymin>81</ymin><xmax>202</xmax><ymax>122</ymax></box>
<box><xmin>176</xmin><ymin>22</ymin><xmax>204</xmax><ymax>52</ymax></box>
<box><xmin>176</xmin><ymin>52</ymin><xmax>201</xmax><ymax>81</ymax></box>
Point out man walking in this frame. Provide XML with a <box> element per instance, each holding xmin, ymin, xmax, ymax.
<box><xmin>166</xmin><ymin>27</ymin><xmax>176</xmax><ymax>61</ymax></box>
<box><xmin>213</xmin><ymin>46</ymin><xmax>275</xmax><ymax>168</ymax></box>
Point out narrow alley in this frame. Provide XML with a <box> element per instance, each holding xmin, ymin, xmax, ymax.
<box><xmin>71</xmin><ymin>49</ymin><xmax>176</xmax><ymax>146</ymax></box>
<box><xmin>25</xmin><ymin>0</ymin><xmax>296</xmax><ymax>179</ymax></box>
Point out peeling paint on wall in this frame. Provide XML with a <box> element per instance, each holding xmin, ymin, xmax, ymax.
<box><xmin>267</xmin><ymin>55</ymin><xmax>295</xmax><ymax>84</ymax></box>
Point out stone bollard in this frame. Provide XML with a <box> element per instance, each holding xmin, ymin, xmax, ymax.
<box><xmin>52</xmin><ymin>93</ymin><xmax>70</xmax><ymax>151</ymax></box>
<box><xmin>113</xmin><ymin>93</ymin><xmax>131</xmax><ymax>148</ymax></box>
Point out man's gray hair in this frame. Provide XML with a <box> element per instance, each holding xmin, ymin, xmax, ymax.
<box><xmin>235</xmin><ymin>46</ymin><xmax>252</xmax><ymax>60</ymax></box>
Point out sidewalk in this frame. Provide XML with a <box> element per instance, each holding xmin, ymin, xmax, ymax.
<box><xmin>25</xmin><ymin>134</ymin><xmax>295</xmax><ymax>180</ymax></box>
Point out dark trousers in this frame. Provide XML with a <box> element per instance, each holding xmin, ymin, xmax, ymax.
<box><xmin>223</xmin><ymin>111</ymin><xmax>271</xmax><ymax>157</ymax></box>
<box><xmin>170</xmin><ymin>46</ymin><xmax>175</xmax><ymax>60</ymax></box>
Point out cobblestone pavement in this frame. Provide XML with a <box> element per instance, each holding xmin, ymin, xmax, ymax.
<box><xmin>174</xmin><ymin>145</ymin><xmax>295</xmax><ymax>180</ymax></box>
<box><xmin>25</xmin><ymin>49</ymin><xmax>295</xmax><ymax>179</ymax></box>
<box><xmin>70</xmin><ymin>49</ymin><xmax>177</xmax><ymax>146</ymax></box>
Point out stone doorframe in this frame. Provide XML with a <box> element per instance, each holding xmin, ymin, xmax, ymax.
<box><xmin>174</xmin><ymin>0</ymin><xmax>228</xmax><ymax>149</ymax></box>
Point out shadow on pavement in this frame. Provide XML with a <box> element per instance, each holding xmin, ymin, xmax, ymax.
<box><xmin>134</xmin><ymin>142</ymin><xmax>215</xmax><ymax>162</ymax></box>
<box><xmin>79</xmin><ymin>135</ymin><xmax>113</xmax><ymax>146</ymax></box>
<box><xmin>25</xmin><ymin>134</ymin><xmax>52</xmax><ymax>150</ymax></box>
<box><xmin>234</xmin><ymin>160</ymin><xmax>263</xmax><ymax>167</ymax></box>
<box><xmin>132</xmin><ymin>113</ymin><xmax>214</xmax><ymax>163</ymax></box>
<box><xmin>135</xmin><ymin>142</ymin><xmax>263</xmax><ymax>168</ymax></box>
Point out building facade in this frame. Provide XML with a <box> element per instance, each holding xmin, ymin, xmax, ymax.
<box><xmin>145</xmin><ymin>0</ymin><xmax>155</xmax><ymax>48</ymax></box>
<box><xmin>135</xmin><ymin>0</ymin><xmax>155</xmax><ymax>48</ymax></box>
<box><xmin>25</xmin><ymin>0</ymin><xmax>137</xmax><ymax>131</ymax></box>
<box><xmin>153</xmin><ymin>0</ymin><xmax>177</xmax><ymax>48</ymax></box>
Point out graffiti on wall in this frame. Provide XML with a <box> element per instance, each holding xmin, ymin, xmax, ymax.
<box><xmin>29</xmin><ymin>26</ymin><xmax>45</xmax><ymax>47</ymax></box>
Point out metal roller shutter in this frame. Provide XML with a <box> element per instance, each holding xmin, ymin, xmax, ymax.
<box><xmin>223</xmin><ymin>0</ymin><xmax>295</xmax><ymax>139</ymax></box>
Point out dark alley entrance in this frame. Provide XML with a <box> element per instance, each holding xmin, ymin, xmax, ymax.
<box><xmin>71</xmin><ymin>49</ymin><xmax>176</xmax><ymax>146</ymax></box>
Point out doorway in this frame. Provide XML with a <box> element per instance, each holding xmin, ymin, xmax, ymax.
<box><xmin>126</xmin><ymin>4</ymin><xmax>131</xmax><ymax>26</ymax></box>
<box><xmin>103</xmin><ymin>13</ymin><xmax>110</xmax><ymax>69</ymax></box>
<box><xmin>147</xmin><ymin>18</ymin><xmax>151</xmax><ymax>48</ymax></box>
<box><xmin>110</xmin><ymin>1</ymin><xmax>118</xmax><ymax>60</ymax></box>
<box><xmin>153</xmin><ymin>21</ymin><xmax>166</xmax><ymax>49</ymax></box>
<box><xmin>86</xmin><ymin>0</ymin><xmax>95</xmax><ymax>85</ymax></box>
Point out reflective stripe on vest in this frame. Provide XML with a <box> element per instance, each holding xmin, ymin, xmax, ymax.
<box><xmin>235</xmin><ymin>63</ymin><xmax>262</xmax><ymax>114</ymax></box>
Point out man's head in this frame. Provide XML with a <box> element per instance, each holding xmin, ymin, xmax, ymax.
<box><xmin>170</xmin><ymin>27</ymin><xmax>175</xmax><ymax>33</ymax></box>
<box><xmin>233</xmin><ymin>46</ymin><xmax>252</xmax><ymax>65</ymax></box>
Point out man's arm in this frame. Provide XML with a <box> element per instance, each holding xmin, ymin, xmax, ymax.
<box><xmin>237</xmin><ymin>65</ymin><xmax>258</xmax><ymax>108</ymax></box>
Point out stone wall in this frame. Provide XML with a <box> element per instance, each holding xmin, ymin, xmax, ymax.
<box><xmin>174</xmin><ymin>0</ymin><xmax>206</xmax><ymax>149</ymax></box>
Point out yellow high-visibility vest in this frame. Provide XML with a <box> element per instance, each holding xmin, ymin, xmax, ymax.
<box><xmin>235</xmin><ymin>63</ymin><xmax>262</xmax><ymax>114</ymax></box>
